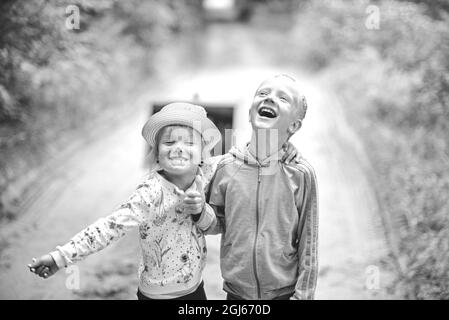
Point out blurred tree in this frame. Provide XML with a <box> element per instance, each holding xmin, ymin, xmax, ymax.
<box><xmin>0</xmin><ymin>0</ymin><xmax>204</xmax><ymax>220</ymax></box>
<box><xmin>0</xmin><ymin>0</ymin><xmax>60</xmax><ymax>123</ymax></box>
<box><xmin>288</xmin><ymin>0</ymin><xmax>449</xmax><ymax>299</ymax></box>
<box><xmin>404</xmin><ymin>0</ymin><xmax>449</xmax><ymax>18</ymax></box>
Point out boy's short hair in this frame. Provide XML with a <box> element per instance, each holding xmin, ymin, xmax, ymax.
<box><xmin>298</xmin><ymin>95</ymin><xmax>308</xmax><ymax>120</ymax></box>
<box><xmin>273</xmin><ymin>74</ymin><xmax>308</xmax><ymax>121</ymax></box>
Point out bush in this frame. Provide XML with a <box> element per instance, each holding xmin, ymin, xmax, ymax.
<box><xmin>0</xmin><ymin>0</ymin><xmax>203</xmax><ymax>220</ymax></box>
<box><xmin>288</xmin><ymin>0</ymin><xmax>449</xmax><ymax>298</ymax></box>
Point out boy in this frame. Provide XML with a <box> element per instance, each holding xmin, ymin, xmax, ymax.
<box><xmin>207</xmin><ymin>74</ymin><xmax>318</xmax><ymax>300</ymax></box>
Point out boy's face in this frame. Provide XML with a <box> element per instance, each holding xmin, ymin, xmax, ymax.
<box><xmin>157</xmin><ymin>126</ymin><xmax>202</xmax><ymax>177</ymax></box>
<box><xmin>249</xmin><ymin>77</ymin><xmax>301</xmax><ymax>140</ymax></box>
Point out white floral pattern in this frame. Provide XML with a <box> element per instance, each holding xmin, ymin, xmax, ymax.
<box><xmin>53</xmin><ymin>157</ymin><xmax>221</xmax><ymax>297</ymax></box>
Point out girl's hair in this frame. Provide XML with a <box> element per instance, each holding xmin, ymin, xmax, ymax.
<box><xmin>145</xmin><ymin>124</ymin><xmax>210</xmax><ymax>175</ymax></box>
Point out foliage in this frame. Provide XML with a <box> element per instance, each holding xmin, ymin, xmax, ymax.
<box><xmin>289</xmin><ymin>0</ymin><xmax>449</xmax><ymax>299</ymax></box>
<box><xmin>0</xmin><ymin>0</ymin><xmax>202</xmax><ymax>219</ymax></box>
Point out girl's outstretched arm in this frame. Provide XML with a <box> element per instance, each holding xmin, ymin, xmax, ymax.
<box><xmin>29</xmin><ymin>178</ymin><xmax>157</xmax><ymax>274</ymax></box>
<box><xmin>28</xmin><ymin>256</ymin><xmax>59</xmax><ymax>279</ymax></box>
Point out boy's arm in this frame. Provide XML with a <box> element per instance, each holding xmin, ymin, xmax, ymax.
<box><xmin>191</xmin><ymin>203</ymin><xmax>217</xmax><ymax>232</ymax></box>
<box><xmin>203</xmin><ymin>164</ymin><xmax>227</xmax><ymax>235</ymax></box>
<box><xmin>188</xmin><ymin>162</ymin><xmax>223</xmax><ymax>233</ymax></box>
<box><xmin>50</xmin><ymin>184</ymin><xmax>153</xmax><ymax>269</ymax></box>
<box><xmin>198</xmin><ymin>155</ymin><xmax>228</xmax><ymax>235</ymax></box>
<box><xmin>292</xmin><ymin>163</ymin><xmax>319</xmax><ymax>300</ymax></box>
<box><xmin>205</xmin><ymin>204</ymin><xmax>225</xmax><ymax>235</ymax></box>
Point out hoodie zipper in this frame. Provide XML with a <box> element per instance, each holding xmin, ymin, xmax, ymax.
<box><xmin>253</xmin><ymin>165</ymin><xmax>262</xmax><ymax>299</ymax></box>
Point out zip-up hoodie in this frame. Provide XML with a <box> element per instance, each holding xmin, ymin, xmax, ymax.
<box><xmin>207</xmin><ymin>146</ymin><xmax>319</xmax><ymax>300</ymax></box>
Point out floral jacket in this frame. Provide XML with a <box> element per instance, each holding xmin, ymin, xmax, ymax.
<box><xmin>50</xmin><ymin>165</ymin><xmax>218</xmax><ymax>299</ymax></box>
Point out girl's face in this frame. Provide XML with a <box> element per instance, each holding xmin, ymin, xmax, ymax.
<box><xmin>157</xmin><ymin>126</ymin><xmax>202</xmax><ymax>177</ymax></box>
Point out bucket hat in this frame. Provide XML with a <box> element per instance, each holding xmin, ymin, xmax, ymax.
<box><xmin>142</xmin><ymin>102</ymin><xmax>221</xmax><ymax>152</ymax></box>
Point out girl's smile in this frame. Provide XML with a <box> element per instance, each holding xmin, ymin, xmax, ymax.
<box><xmin>157</xmin><ymin>126</ymin><xmax>202</xmax><ymax>177</ymax></box>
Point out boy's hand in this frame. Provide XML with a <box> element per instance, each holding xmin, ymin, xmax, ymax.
<box><xmin>183</xmin><ymin>190</ymin><xmax>204</xmax><ymax>215</ymax></box>
<box><xmin>28</xmin><ymin>255</ymin><xmax>59</xmax><ymax>279</ymax></box>
<box><xmin>282</xmin><ymin>141</ymin><xmax>303</xmax><ymax>164</ymax></box>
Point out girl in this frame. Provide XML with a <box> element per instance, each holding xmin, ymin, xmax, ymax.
<box><xmin>28</xmin><ymin>102</ymin><xmax>300</xmax><ymax>300</ymax></box>
<box><xmin>28</xmin><ymin>102</ymin><xmax>221</xmax><ymax>300</ymax></box>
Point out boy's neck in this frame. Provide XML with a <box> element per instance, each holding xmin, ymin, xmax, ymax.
<box><xmin>248</xmin><ymin>129</ymin><xmax>287</xmax><ymax>162</ymax></box>
<box><xmin>160</xmin><ymin>171</ymin><xmax>196</xmax><ymax>191</ymax></box>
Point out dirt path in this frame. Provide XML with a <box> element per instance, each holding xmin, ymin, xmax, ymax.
<box><xmin>0</xmin><ymin>22</ymin><xmax>397</xmax><ymax>300</ymax></box>
<box><xmin>294</xmin><ymin>78</ymin><xmax>397</xmax><ymax>299</ymax></box>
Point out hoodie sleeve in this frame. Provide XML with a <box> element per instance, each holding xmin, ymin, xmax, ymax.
<box><xmin>188</xmin><ymin>158</ymin><xmax>223</xmax><ymax>233</ymax></box>
<box><xmin>49</xmin><ymin>178</ymin><xmax>157</xmax><ymax>268</ymax></box>
<box><xmin>203</xmin><ymin>159</ymin><xmax>229</xmax><ymax>235</ymax></box>
<box><xmin>291</xmin><ymin>161</ymin><xmax>319</xmax><ymax>300</ymax></box>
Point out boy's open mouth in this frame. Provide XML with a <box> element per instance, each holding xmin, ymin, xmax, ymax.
<box><xmin>258</xmin><ymin>106</ymin><xmax>278</xmax><ymax>119</ymax></box>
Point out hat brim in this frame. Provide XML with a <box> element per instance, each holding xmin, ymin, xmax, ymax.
<box><xmin>142</xmin><ymin>109</ymin><xmax>222</xmax><ymax>152</ymax></box>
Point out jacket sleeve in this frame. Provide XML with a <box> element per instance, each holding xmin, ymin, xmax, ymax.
<box><xmin>192</xmin><ymin>203</ymin><xmax>217</xmax><ymax>232</ymax></box>
<box><xmin>292</xmin><ymin>163</ymin><xmax>319</xmax><ymax>300</ymax></box>
<box><xmin>205</xmin><ymin>204</ymin><xmax>225</xmax><ymax>235</ymax></box>
<box><xmin>203</xmin><ymin>165</ymin><xmax>227</xmax><ymax>235</ymax></box>
<box><xmin>50</xmin><ymin>182</ymin><xmax>154</xmax><ymax>268</ymax></box>
<box><xmin>189</xmin><ymin>158</ymin><xmax>223</xmax><ymax>233</ymax></box>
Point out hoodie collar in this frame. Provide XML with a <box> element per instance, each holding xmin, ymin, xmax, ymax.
<box><xmin>229</xmin><ymin>143</ymin><xmax>285</xmax><ymax>167</ymax></box>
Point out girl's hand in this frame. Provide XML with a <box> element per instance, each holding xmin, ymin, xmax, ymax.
<box><xmin>28</xmin><ymin>255</ymin><xmax>59</xmax><ymax>279</ymax></box>
<box><xmin>282</xmin><ymin>141</ymin><xmax>303</xmax><ymax>164</ymax></box>
<box><xmin>183</xmin><ymin>190</ymin><xmax>204</xmax><ymax>215</ymax></box>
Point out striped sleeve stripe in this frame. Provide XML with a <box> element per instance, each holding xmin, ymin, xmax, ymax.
<box><xmin>297</xmin><ymin>159</ymin><xmax>319</xmax><ymax>299</ymax></box>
